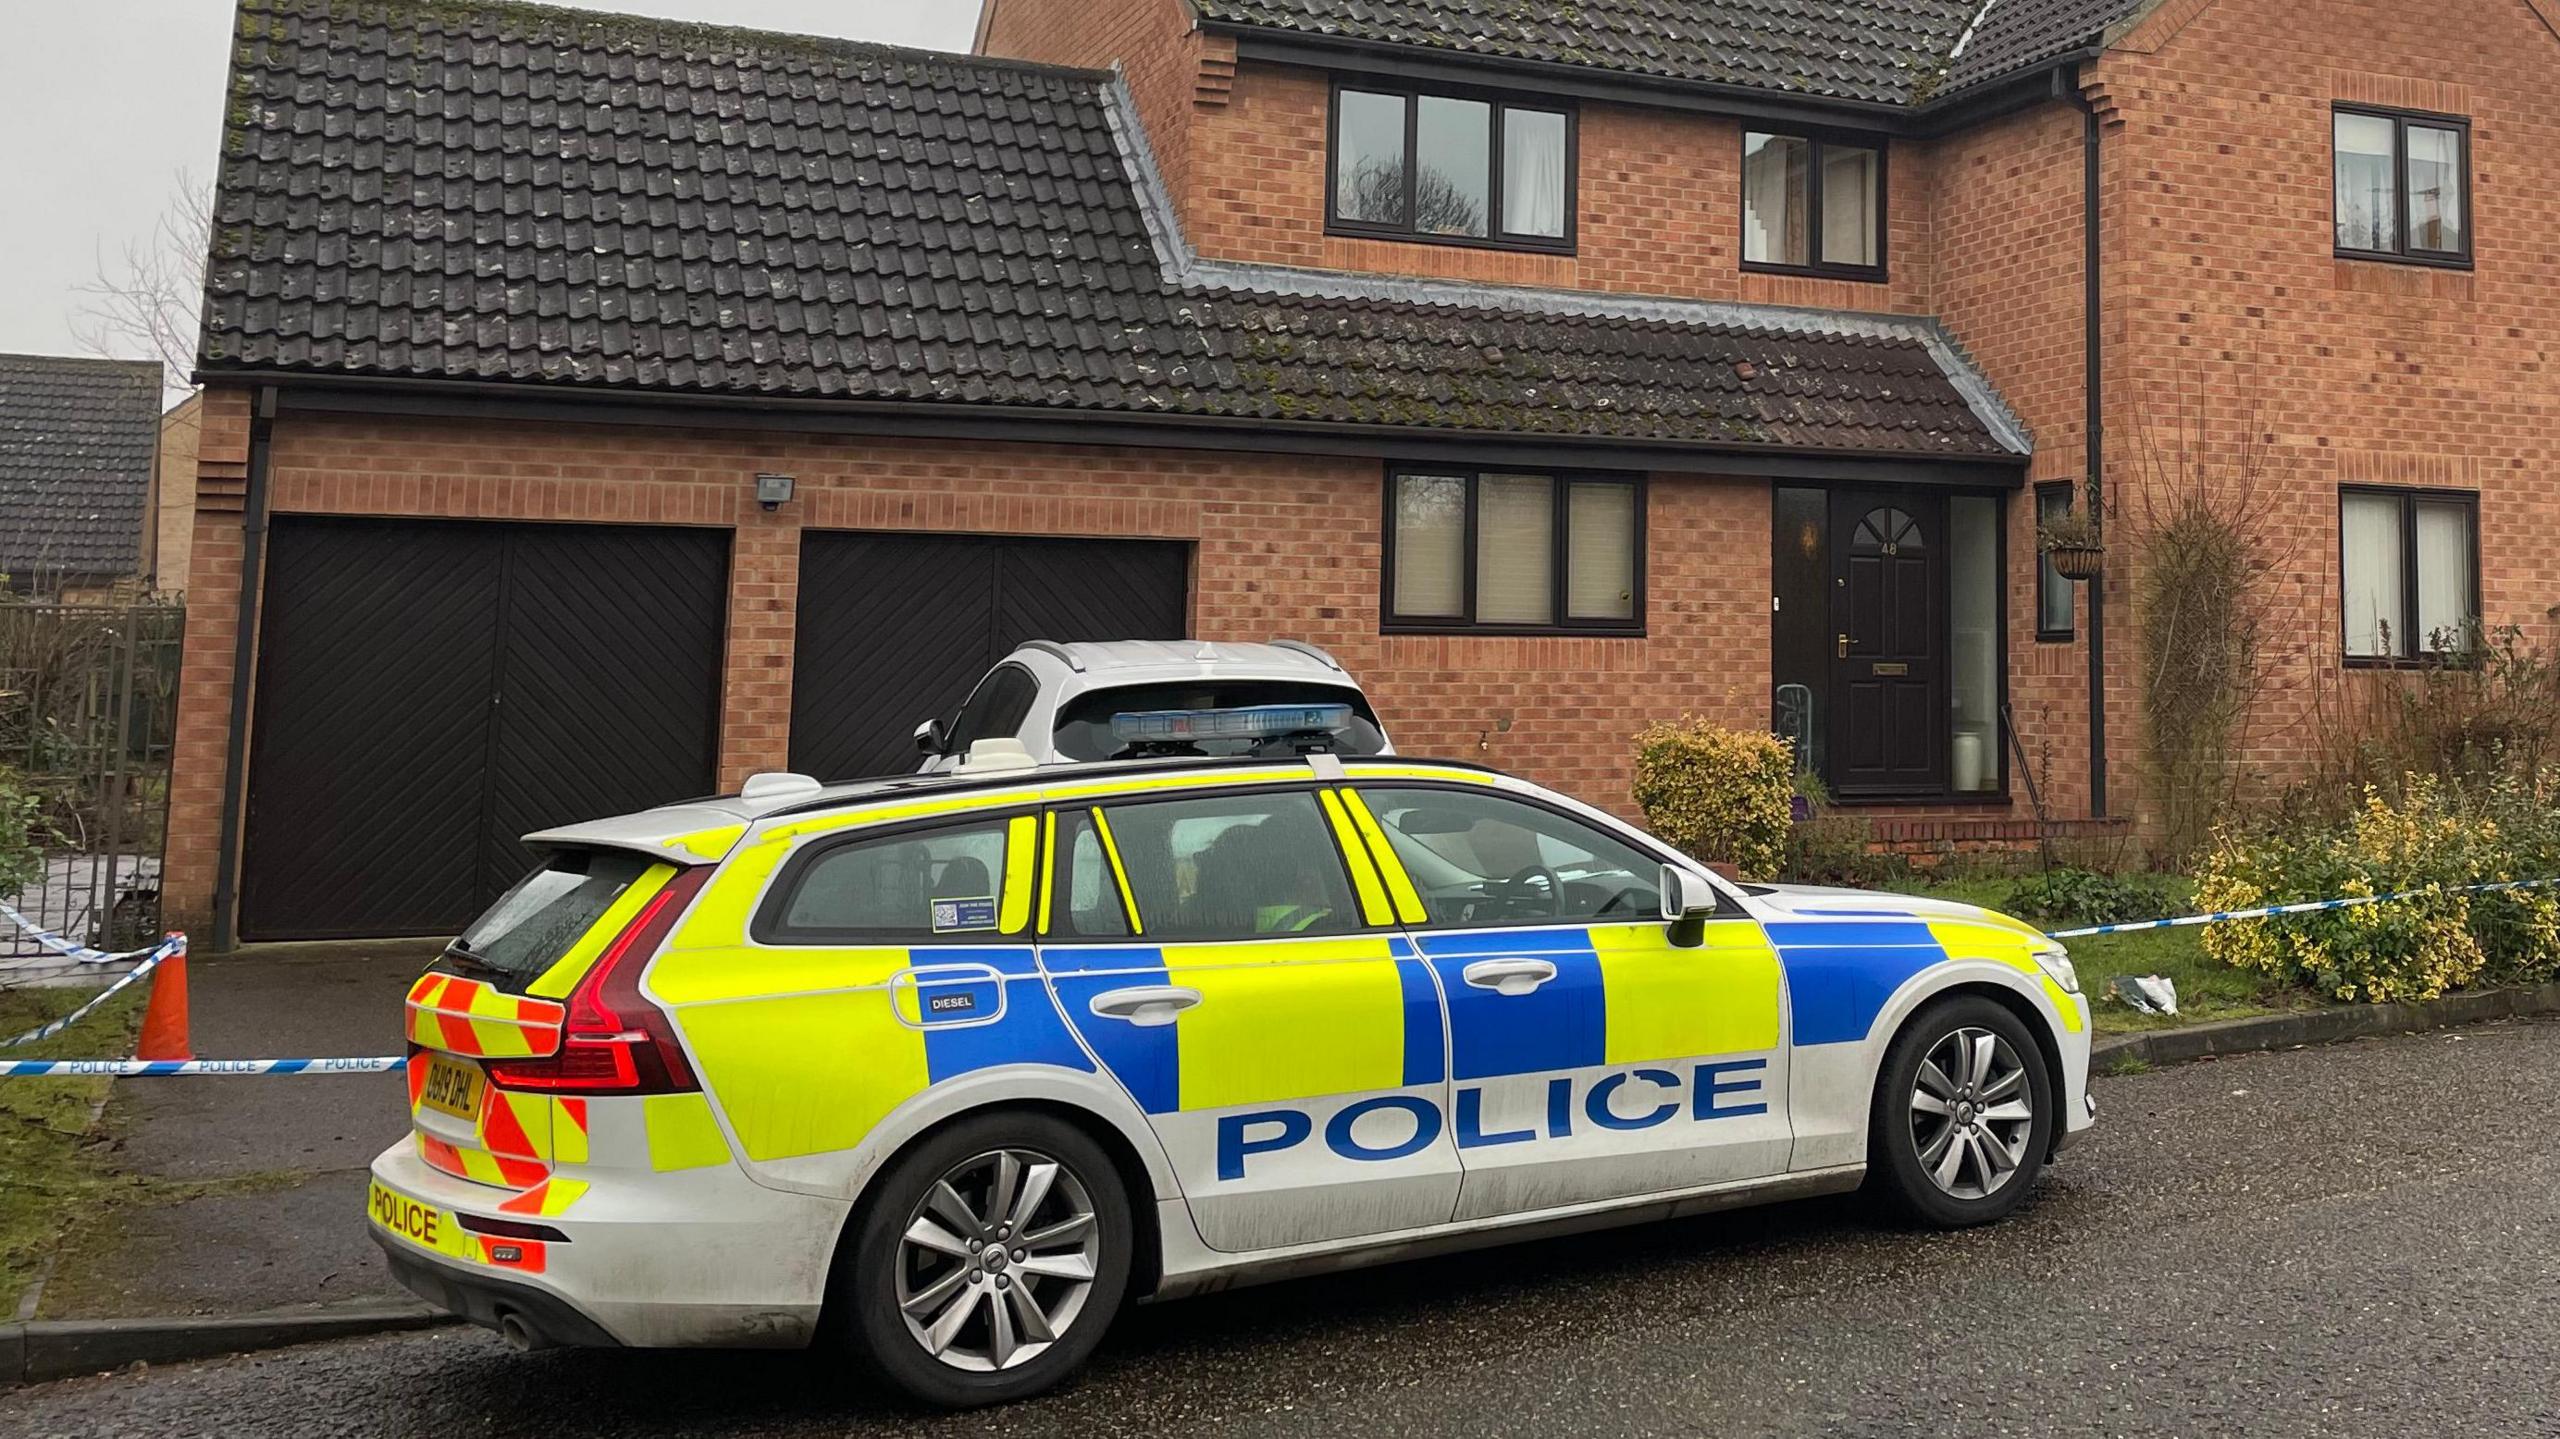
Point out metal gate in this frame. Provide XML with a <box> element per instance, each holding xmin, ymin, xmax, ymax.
<box><xmin>240</xmin><ymin>518</ymin><xmax>728</xmax><ymax>941</ymax></box>
<box><xmin>0</xmin><ymin>602</ymin><xmax>184</xmax><ymax>968</ymax></box>
<box><xmin>789</xmin><ymin>533</ymin><xmax>1190</xmax><ymax>780</ymax></box>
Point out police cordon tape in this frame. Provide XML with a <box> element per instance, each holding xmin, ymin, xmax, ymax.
<box><xmin>0</xmin><ymin>932</ymin><xmax>186</xmax><ymax>1052</ymax></box>
<box><xmin>2043</xmin><ymin>875</ymin><xmax>2560</xmax><ymax>939</ymax></box>
<box><xmin>4</xmin><ymin>876</ymin><xmax>2557</xmax><ymax>1077</ymax></box>
<box><xmin>0</xmin><ymin>1055</ymin><xmax>406</xmax><ymax>1077</ymax></box>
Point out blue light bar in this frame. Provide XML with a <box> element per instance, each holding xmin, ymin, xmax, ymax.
<box><xmin>1108</xmin><ymin>704</ymin><xmax>1354</xmax><ymax>745</ymax></box>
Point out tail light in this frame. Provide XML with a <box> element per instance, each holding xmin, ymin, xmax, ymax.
<box><xmin>486</xmin><ymin>867</ymin><xmax>711</xmax><ymax>1095</ymax></box>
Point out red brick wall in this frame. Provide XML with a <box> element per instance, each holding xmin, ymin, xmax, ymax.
<box><xmin>164</xmin><ymin>394</ymin><xmax>1772</xmax><ymax>935</ymax></box>
<box><xmin>1927</xmin><ymin>98</ymin><xmax>2108</xmax><ymax>818</ymax></box>
<box><xmin>2089</xmin><ymin>0</ymin><xmax>2560</xmax><ymax>800</ymax></box>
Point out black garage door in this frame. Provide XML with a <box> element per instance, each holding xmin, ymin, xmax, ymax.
<box><xmin>790</xmin><ymin>533</ymin><xmax>1189</xmax><ymax>780</ymax></box>
<box><xmin>240</xmin><ymin>517</ymin><xmax>728</xmax><ymax>941</ymax></box>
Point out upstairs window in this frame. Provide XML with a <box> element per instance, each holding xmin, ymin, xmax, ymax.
<box><xmin>1330</xmin><ymin>82</ymin><xmax>1574</xmax><ymax>251</ymax></box>
<box><xmin>1743</xmin><ymin>131</ymin><xmax>1885</xmax><ymax>280</ymax></box>
<box><xmin>2340</xmin><ymin>487</ymin><xmax>2479</xmax><ymax>661</ymax></box>
<box><xmin>2334</xmin><ymin>106</ymin><xmax>2470</xmax><ymax>265</ymax></box>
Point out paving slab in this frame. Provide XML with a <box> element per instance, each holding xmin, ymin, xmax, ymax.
<box><xmin>35</xmin><ymin>944</ymin><xmax>437</xmax><ymax>1324</ymax></box>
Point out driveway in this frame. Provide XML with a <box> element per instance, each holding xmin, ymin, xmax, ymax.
<box><xmin>7</xmin><ymin>1018</ymin><xmax>2557</xmax><ymax>1437</ymax></box>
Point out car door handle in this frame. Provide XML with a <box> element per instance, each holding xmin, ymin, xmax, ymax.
<box><xmin>1089</xmin><ymin>986</ymin><xmax>1202</xmax><ymax>1028</ymax></box>
<box><xmin>1462</xmin><ymin>958</ymin><xmax>1558</xmax><ymax>998</ymax></box>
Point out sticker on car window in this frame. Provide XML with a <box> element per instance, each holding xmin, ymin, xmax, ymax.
<box><xmin>930</xmin><ymin>896</ymin><xmax>1000</xmax><ymax>933</ymax></box>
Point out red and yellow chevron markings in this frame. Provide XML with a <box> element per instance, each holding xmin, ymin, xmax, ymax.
<box><xmin>405</xmin><ymin>974</ymin><xmax>565</xmax><ymax>1058</ymax></box>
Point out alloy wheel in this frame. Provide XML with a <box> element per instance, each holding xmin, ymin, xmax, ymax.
<box><xmin>894</xmin><ymin>1147</ymin><xmax>1101</xmax><ymax>1372</ymax></box>
<box><xmin>1908</xmin><ymin>1026</ymin><xmax>2036</xmax><ymax>1200</ymax></box>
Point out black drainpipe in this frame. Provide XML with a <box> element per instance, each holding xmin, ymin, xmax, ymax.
<box><xmin>209</xmin><ymin>386</ymin><xmax>278</xmax><ymax>952</ymax></box>
<box><xmin>2073</xmin><ymin>72</ymin><xmax>2109</xmax><ymax>819</ymax></box>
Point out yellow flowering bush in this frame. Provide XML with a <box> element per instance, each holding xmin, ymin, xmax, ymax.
<box><xmin>2198</xmin><ymin>771</ymin><xmax>2560</xmax><ymax>1003</ymax></box>
<box><xmin>1630</xmin><ymin>719</ymin><xmax>1794</xmax><ymax>882</ymax></box>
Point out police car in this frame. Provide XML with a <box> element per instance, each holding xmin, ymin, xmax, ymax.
<box><xmin>370</xmin><ymin>715</ymin><xmax>2094</xmax><ymax>1407</ymax></box>
<box><xmin>913</xmin><ymin>638</ymin><xmax>1393</xmax><ymax>772</ymax></box>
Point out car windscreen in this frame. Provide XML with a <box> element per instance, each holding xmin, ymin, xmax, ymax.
<box><xmin>1050</xmin><ymin>682</ymin><xmax>1389</xmax><ymax>761</ymax></box>
<box><xmin>442</xmin><ymin>848</ymin><xmax>655</xmax><ymax>990</ymax></box>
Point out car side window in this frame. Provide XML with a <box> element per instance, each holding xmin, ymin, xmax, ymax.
<box><xmin>1051</xmin><ymin>808</ymin><xmax>1135</xmax><ymax>939</ymax></box>
<box><xmin>946</xmin><ymin>664</ymin><xmax>1039</xmax><ymax>754</ymax></box>
<box><xmin>762</xmin><ymin>817</ymin><xmax>1025</xmax><ymax>942</ymax></box>
<box><xmin>1356</xmin><ymin>787</ymin><xmax>1664</xmax><ymax>928</ymax></box>
<box><xmin>1094</xmin><ymin>790</ymin><xmax>1364</xmax><ymax>941</ymax></box>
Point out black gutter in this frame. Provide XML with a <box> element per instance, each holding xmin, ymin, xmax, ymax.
<box><xmin>1220</xmin><ymin>25</ymin><xmax>2106</xmax><ymax>139</ymax></box>
<box><xmin>209</xmin><ymin>386</ymin><xmax>276</xmax><ymax>952</ymax></box>
<box><xmin>205</xmin><ymin>370</ymin><xmax>2029</xmax><ymax>486</ymax></box>
<box><xmin>2072</xmin><ymin>73</ymin><xmax>2109</xmax><ymax>819</ymax></box>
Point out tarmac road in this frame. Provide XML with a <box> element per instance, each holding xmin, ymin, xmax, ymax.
<box><xmin>8</xmin><ymin>1017</ymin><xmax>2560</xmax><ymax>1438</ymax></box>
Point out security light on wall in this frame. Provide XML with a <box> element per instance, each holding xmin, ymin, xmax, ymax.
<box><xmin>754</xmin><ymin>472</ymin><xmax>796</xmax><ymax>511</ymax></box>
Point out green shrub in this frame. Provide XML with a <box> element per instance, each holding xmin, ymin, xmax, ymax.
<box><xmin>1630</xmin><ymin>719</ymin><xmax>1793</xmax><ymax>882</ymax></box>
<box><xmin>2197</xmin><ymin>771</ymin><xmax>2560</xmax><ymax>1003</ymax></box>
<box><xmin>2002</xmin><ymin>868</ymin><xmax>2184</xmax><ymax>927</ymax></box>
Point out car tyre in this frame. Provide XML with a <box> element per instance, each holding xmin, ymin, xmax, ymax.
<box><xmin>837</xmin><ymin>1111</ymin><xmax>1133</xmax><ymax>1408</ymax></box>
<box><xmin>1867</xmin><ymin>995</ymin><xmax>2054</xmax><ymax>1228</ymax></box>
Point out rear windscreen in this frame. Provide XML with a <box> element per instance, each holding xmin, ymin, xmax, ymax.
<box><xmin>1051</xmin><ymin>682</ymin><xmax>1388</xmax><ymax>761</ymax></box>
<box><xmin>442</xmin><ymin>849</ymin><xmax>654</xmax><ymax>988</ymax></box>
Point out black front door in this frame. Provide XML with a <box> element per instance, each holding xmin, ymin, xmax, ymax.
<box><xmin>1830</xmin><ymin>491</ymin><xmax>1943</xmax><ymax>797</ymax></box>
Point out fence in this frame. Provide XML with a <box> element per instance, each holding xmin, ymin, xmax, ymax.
<box><xmin>0</xmin><ymin>602</ymin><xmax>185</xmax><ymax>976</ymax></box>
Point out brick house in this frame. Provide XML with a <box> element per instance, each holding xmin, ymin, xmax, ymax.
<box><xmin>169</xmin><ymin>0</ymin><xmax>2558</xmax><ymax>945</ymax></box>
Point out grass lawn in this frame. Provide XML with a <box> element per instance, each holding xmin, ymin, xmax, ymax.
<box><xmin>1886</xmin><ymin>873</ymin><xmax>2303</xmax><ymax>1036</ymax></box>
<box><xmin>0</xmin><ymin>983</ymin><xmax>145</xmax><ymax>1316</ymax></box>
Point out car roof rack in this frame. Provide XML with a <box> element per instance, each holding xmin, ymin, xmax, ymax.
<box><xmin>1014</xmin><ymin>639</ymin><xmax>1085</xmax><ymax>672</ymax></box>
<box><xmin>1268</xmin><ymin>639</ymin><xmax>1345</xmax><ymax>672</ymax></box>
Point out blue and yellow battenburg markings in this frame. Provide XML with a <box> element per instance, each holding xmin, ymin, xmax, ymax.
<box><xmin>1768</xmin><ymin>914</ymin><xmax>2082</xmax><ymax>1045</ymax></box>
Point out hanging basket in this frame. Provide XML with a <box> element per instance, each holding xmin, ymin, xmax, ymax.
<box><xmin>2049</xmin><ymin>544</ymin><xmax>2104</xmax><ymax>583</ymax></box>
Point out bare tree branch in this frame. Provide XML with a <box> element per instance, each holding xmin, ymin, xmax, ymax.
<box><xmin>72</xmin><ymin>171</ymin><xmax>211</xmax><ymax>403</ymax></box>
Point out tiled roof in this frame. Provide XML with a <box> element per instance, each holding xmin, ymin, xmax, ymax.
<box><xmin>200</xmin><ymin>0</ymin><xmax>2023</xmax><ymax>460</ymax></box>
<box><xmin>1189</xmin><ymin>0</ymin><xmax>2147</xmax><ymax>106</ymax></box>
<box><xmin>0</xmin><ymin>355</ymin><xmax>163</xmax><ymax>582</ymax></box>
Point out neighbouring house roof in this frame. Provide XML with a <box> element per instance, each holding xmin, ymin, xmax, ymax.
<box><xmin>200</xmin><ymin>0</ymin><xmax>2027</xmax><ymax>462</ymax></box>
<box><xmin>1188</xmin><ymin>0</ymin><xmax>2151</xmax><ymax>107</ymax></box>
<box><xmin>0</xmin><ymin>355</ymin><xmax>164</xmax><ymax>583</ymax></box>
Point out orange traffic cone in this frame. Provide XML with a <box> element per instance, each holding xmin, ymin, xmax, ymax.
<box><xmin>136</xmin><ymin>944</ymin><xmax>192</xmax><ymax>1062</ymax></box>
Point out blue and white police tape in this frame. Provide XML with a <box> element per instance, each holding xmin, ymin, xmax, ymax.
<box><xmin>0</xmin><ymin>1055</ymin><xmax>407</xmax><ymax>1077</ymax></box>
<box><xmin>0</xmin><ymin>897</ymin><xmax>171</xmax><ymax>965</ymax></box>
<box><xmin>2047</xmin><ymin>876</ymin><xmax>2560</xmax><ymax>939</ymax></box>
<box><xmin>0</xmin><ymin>933</ymin><xmax>186</xmax><ymax>1052</ymax></box>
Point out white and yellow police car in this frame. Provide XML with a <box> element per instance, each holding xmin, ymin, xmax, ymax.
<box><xmin>370</xmin><ymin>715</ymin><xmax>2093</xmax><ymax>1407</ymax></box>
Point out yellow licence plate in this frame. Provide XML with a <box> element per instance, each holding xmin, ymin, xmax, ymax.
<box><xmin>368</xmin><ymin>1179</ymin><xmax>469</xmax><ymax>1260</ymax></box>
<box><xmin>418</xmin><ymin>1055</ymin><xmax>486</xmax><ymax>1122</ymax></box>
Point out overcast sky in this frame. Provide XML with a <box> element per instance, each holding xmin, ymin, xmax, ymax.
<box><xmin>0</xmin><ymin>1</ymin><xmax>984</xmax><ymax>399</ymax></box>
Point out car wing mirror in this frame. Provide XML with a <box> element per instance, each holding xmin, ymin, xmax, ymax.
<box><xmin>913</xmin><ymin>717</ymin><xmax>949</xmax><ymax>757</ymax></box>
<box><xmin>1661</xmin><ymin>864</ymin><xmax>1719</xmax><ymax>947</ymax></box>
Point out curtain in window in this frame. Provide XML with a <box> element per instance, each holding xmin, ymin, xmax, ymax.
<box><xmin>2334</xmin><ymin>113</ymin><xmax>2397</xmax><ymax>252</ymax></box>
<box><xmin>2340</xmin><ymin>492</ymin><xmax>2406</xmax><ymax>657</ymax></box>
<box><xmin>1565</xmin><ymin>482</ymin><xmax>1635</xmax><ymax>620</ymax></box>
<box><xmin>1820</xmin><ymin>146</ymin><xmax>1879</xmax><ymax>268</ymax></box>
<box><xmin>1475</xmin><ymin>474</ymin><xmax>1555</xmax><ymax>625</ymax></box>
<box><xmin>2406</xmin><ymin>125</ymin><xmax>2464</xmax><ymax>253</ymax></box>
<box><xmin>2414</xmin><ymin>499</ymin><xmax>2474</xmax><ymax>651</ymax></box>
<box><xmin>1502</xmin><ymin>109</ymin><xmax>1568</xmax><ymax>239</ymax></box>
<box><xmin>1393</xmin><ymin>474</ymin><xmax>1468</xmax><ymax>617</ymax></box>
<box><xmin>1743</xmin><ymin>134</ymin><xmax>1810</xmax><ymax>266</ymax></box>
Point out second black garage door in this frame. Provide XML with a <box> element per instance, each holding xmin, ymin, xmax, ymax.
<box><xmin>790</xmin><ymin>533</ymin><xmax>1190</xmax><ymax>780</ymax></box>
<box><xmin>240</xmin><ymin>517</ymin><xmax>728</xmax><ymax>941</ymax></box>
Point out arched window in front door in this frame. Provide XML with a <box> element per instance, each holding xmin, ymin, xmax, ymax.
<box><xmin>1850</xmin><ymin>506</ymin><xmax>1923</xmax><ymax>558</ymax></box>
